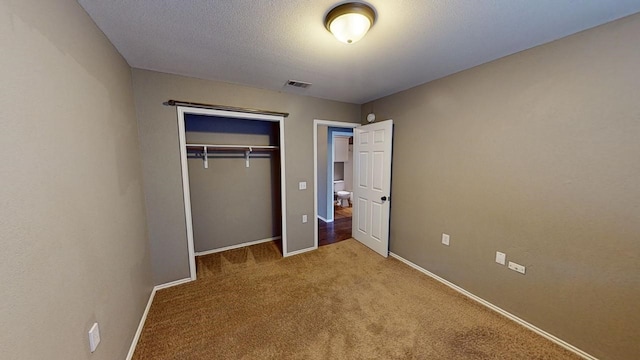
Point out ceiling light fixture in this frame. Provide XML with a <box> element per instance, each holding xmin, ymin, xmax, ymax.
<box><xmin>324</xmin><ymin>2</ymin><xmax>376</xmax><ymax>44</ymax></box>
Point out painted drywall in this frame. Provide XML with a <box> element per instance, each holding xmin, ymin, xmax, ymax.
<box><xmin>334</xmin><ymin>162</ymin><xmax>344</xmax><ymax>181</ymax></box>
<box><xmin>344</xmin><ymin>142</ymin><xmax>353</xmax><ymax>191</ymax></box>
<box><xmin>363</xmin><ymin>13</ymin><xmax>640</xmax><ymax>360</ymax></box>
<box><xmin>0</xmin><ymin>1</ymin><xmax>152</xmax><ymax>359</ymax></box>
<box><xmin>317</xmin><ymin>125</ymin><xmax>329</xmax><ymax>221</ymax></box>
<box><xmin>185</xmin><ymin>115</ymin><xmax>281</xmax><ymax>252</ymax></box>
<box><xmin>334</xmin><ymin>135</ymin><xmax>354</xmax><ymax>191</ymax></box>
<box><xmin>132</xmin><ymin>69</ymin><xmax>360</xmax><ymax>285</ymax></box>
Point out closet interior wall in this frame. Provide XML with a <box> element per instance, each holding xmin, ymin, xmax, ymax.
<box><xmin>185</xmin><ymin>114</ymin><xmax>282</xmax><ymax>253</ymax></box>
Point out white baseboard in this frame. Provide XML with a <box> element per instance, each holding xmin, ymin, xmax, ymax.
<box><xmin>125</xmin><ymin>287</ymin><xmax>155</xmax><ymax>360</ymax></box>
<box><xmin>153</xmin><ymin>277</ymin><xmax>193</xmax><ymax>290</ymax></box>
<box><xmin>129</xmin><ymin>251</ymin><xmax>594</xmax><ymax>359</ymax></box>
<box><xmin>195</xmin><ymin>236</ymin><xmax>281</xmax><ymax>257</ymax></box>
<box><xmin>285</xmin><ymin>246</ymin><xmax>317</xmax><ymax>257</ymax></box>
<box><xmin>317</xmin><ymin>215</ymin><xmax>333</xmax><ymax>223</ymax></box>
<box><xmin>126</xmin><ymin>277</ymin><xmax>194</xmax><ymax>359</ymax></box>
<box><xmin>388</xmin><ymin>252</ymin><xmax>598</xmax><ymax>360</ymax></box>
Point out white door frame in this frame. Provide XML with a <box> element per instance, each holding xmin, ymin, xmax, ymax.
<box><xmin>177</xmin><ymin>106</ymin><xmax>287</xmax><ymax>280</ymax></box>
<box><xmin>313</xmin><ymin>119</ymin><xmax>360</xmax><ymax>250</ymax></box>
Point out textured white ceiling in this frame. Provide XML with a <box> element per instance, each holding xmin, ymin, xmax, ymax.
<box><xmin>78</xmin><ymin>0</ymin><xmax>640</xmax><ymax>104</ymax></box>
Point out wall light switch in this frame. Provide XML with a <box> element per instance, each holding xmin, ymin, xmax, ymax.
<box><xmin>495</xmin><ymin>251</ymin><xmax>506</xmax><ymax>265</ymax></box>
<box><xmin>299</xmin><ymin>181</ymin><xmax>307</xmax><ymax>190</ymax></box>
<box><xmin>88</xmin><ymin>322</ymin><xmax>100</xmax><ymax>353</ymax></box>
<box><xmin>302</xmin><ymin>214</ymin><xmax>308</xmax><ymax>223</ymax></box>
<box><xmin>441</xmin><ymin>233</ymin><xmax>450</xmax><ymax>246</ymax></box>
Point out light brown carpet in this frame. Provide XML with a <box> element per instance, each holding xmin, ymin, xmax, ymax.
<box><xmin>133</xmin><ymin>239</ymin><xmax>581</xmax><ymax>359</ymax></box>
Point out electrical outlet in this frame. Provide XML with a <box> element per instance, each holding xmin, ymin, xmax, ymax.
<box><xmin>508</xmin><ymin>261</ymin><xmax>526</xmax><ymax>274</ymax></box>
<box><xmin>299</xmin><ymin>181</ymin><xmax>307</xmax><ymax>190</ymax></box>
<box><xmin>495</xmin><ymin>251</ymin><xmax>506</xmax><ymax>265</ymax></box>
<box><xmin>302</xmin><ymin>214</ymin><xmax>308</xmax><ymax>223</ymax></box>
<box><xmin>441</xmin><ymin>233</ymin><xmax>450</xmax><ymax>246</ymax></box>
<box><xmin>88</xmin><ymin>322</ymin><xmax>100</xmax><ymax>353</ymax></box>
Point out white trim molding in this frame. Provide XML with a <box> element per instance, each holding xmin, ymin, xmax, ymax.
<box><xmin>284</xmin><ymin>246</ymin><xmax>316</xmax><ymax>257</ymax></box>
<box><xmin>125</xmin><ymin>288</ymin><xmax>155</xmax><ymax>360</ymax></box>
<box><xmin>195</xmin><ymin>237</ymin><xmax>281</xmax><ymax>256</ymax></box>
<box><xmin>153</xmin><ymin>277</ymin><xmax>193</xmax><ymax>291</ymax></box>
<box><xmin>176</xmin><ymin>107</ymin><xmax>198</xmax><ymax>281</ymax></box>
<box><xmin>317</xmin><ymin>215</ymin><xmax>332</xmax><ymax>223</ymax></box>
<box><xmin>176</xmin><ymin>106</ymin><xmax>288</xmax><ymax>278</ymax></box>
<box><xmin>388</xmin><ymin>252</ymin><xmax>599</xmax><ymax>360</ymax></box>
<box><xmin>126</xmin><ymin>277</ymin><xmax>193</xmax><ymax>359</ymax></box>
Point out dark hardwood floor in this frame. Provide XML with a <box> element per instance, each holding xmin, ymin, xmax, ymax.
<box><xmin>318</xmin><ymin>205</ymin><xmax>352</xmax><ymax>247</ymax></box>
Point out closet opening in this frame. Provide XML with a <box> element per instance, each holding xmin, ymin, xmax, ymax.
<box><xmin>177</xmin><ymin>106</ymin><xmax>287</xmax><ymax>281</ymax></box>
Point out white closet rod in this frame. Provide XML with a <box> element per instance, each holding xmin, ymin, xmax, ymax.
<box><xmin>186</xmin><ymin>144</ymin><xmax>279</xmax><ymax>168</ymax></box>
<box><xmin>186</xmin><ymin>143</ymin><xmax>279</xmax><ymax>151</ymax></box>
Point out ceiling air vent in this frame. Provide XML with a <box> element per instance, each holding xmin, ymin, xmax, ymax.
<box><xmin>285</xmin><ymin>80</ymin><xmax>312</xmax><ymax>89</ymax></box>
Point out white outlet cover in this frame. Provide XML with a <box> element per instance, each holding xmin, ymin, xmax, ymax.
<box><xmin>302</xmin><ymin>214</ymin><xmax>308</xmax><ymax>223</ymax></box>
<box><xmin>508</xmin><ymin>261</ymin><xmax>526</xmax><ymax>274</ymax></box>
<box><xmin>495</xmin><ymin>251</ymin><xmax>506</xmax><ymax>265</ymax></box>
<box><xmin>298</xmin><ymin>181</ymin><xmax>307</xmax><ymax>190</ymax></box>
<box><xmin>88</xmin><ymin>322</ymin><xmax>100</xmax><ymax>353</ymax></box>
<box><xmin>441</xmin><ymin>233</ymin><xmax>450</xmax><ymax>246</ymax></box>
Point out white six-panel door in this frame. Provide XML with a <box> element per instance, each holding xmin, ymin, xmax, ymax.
<box><xmin>352</xmin><ymin>120</ymin><xmax>393</xmax><ymax>257</ymax></box>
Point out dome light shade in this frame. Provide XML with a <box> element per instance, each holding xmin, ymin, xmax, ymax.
<box><xmin>325</xmin><ymin>3</ymin><xmax>376</xmax><ymax>44</ymax></box>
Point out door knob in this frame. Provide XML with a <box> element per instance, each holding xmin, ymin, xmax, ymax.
<box><xmin>381</xmin><ymin>196</ymin><xmax>388</xmax><ymax>202</ymax></box>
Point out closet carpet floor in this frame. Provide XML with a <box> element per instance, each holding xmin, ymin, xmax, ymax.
<box><xmin>132</xmin><ymin>240</ymin><xmax>581</xmax><ymax>360</ymax></box>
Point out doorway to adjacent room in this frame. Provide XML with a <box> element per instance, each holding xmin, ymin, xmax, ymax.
<box><xmin>313</xmin><ymin>120</ymin><xmax>358</xmax><ymax>248</ymax></box>
<box><xmin>314</xmin><ymin>118</ymin><xmax>394</xmax><ymax>256</ymax></box>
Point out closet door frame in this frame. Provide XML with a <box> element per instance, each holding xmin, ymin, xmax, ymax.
<box><xmin>176</xmin><ymin>106</ymin><xmax>287</xmax><ymax>280</ymax></box>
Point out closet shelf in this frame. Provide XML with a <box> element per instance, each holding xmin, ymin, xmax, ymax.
<box><xmin>186</xmin><ymin>143</ymin><xmax>279</xmax><ymax>152</ymax></box>
<box><xmin>186</xmin><ymin>144</ymin><xmax>279</xmax><ymax>168</ymax></box>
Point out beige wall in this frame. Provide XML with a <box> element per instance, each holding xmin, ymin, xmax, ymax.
<box><xmin>364</xmin><ymin>13</ymin><xmax>640</xmax><ymax>360</ymax></box>
<box><xmin>0</xmin><ymin>1</ymin><xmax>152</xmax><ymax>359</ymax></box>
<box><xmin>132</xmin><ymin>69</ymin><xmax>360</xmax><ymax>285</ymax></box>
